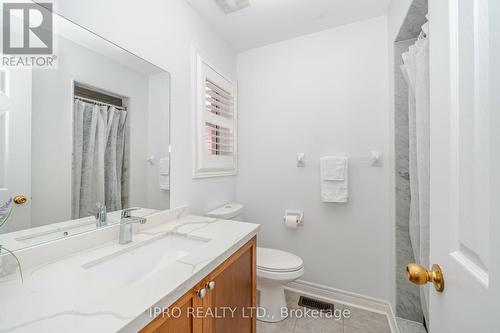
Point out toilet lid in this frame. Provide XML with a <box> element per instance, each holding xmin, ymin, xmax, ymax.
<box><xmin>257</xmin><ymin>247</ymin><xmax>303</xmax><ymax>272</ymax></box>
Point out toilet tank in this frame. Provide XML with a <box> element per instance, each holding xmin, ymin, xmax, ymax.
<box><xmin>206</xmin><ymin>203</ymin><xmax>244</xmax><ymax>221</ymax></box>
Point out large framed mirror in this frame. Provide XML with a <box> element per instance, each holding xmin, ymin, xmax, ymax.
<box><xmin>0</xmin><ymin>3</ymin><xmax>170</xmax><ymax>250</ymax></box>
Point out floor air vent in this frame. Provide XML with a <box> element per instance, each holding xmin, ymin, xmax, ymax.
<box><xmin>298</xmin><ymin>296</ymin><xmax>335</xmax><ymax>312</ymax></box>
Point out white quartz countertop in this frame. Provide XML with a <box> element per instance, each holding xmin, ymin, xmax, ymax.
<box><xmin>0</xmin><ymin>209</ymin><xmax>259</xmax><ymax>333</ymax></box>
<box><xmin>0</xmin><ymin>208</ymin><xmax>158</xmax><ymax>252</ymax></box>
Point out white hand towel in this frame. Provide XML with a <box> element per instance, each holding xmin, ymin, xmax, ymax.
<box><xmin>159</xmin><ymin>175</ymin><xmax>170</xmax><ymax>190</ymax></box>
<box><xmin>321</xmin><ymin>156</ymin><xmax>347</xmax><ymax>180</ymax></box>
<box><xmin>159</xmin><ymin>157</ymin><xmax>170</xmax><ymax>190</ymax></box>
<box><xmin>159</xmin><ymin>157</ymin><xmax>170</xmax><ymax>175</ymax></box>
<box><xmin>320</xmin><ymin>156</ymin><xmax>348</xmax><ymax>203</ymax></box>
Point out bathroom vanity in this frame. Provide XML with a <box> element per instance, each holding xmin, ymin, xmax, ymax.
<box><xmin>0</xmin><ymin>207</ymin><xmax>259</xmax><ymax>333</ymax></box>
<box><xmin>0</xmin><ymin>4</ymin><xmax>259</xmax><ymax>333</ymax></box>
<box><xmin>141</xmin><ymin>235</ymin><xmax>256</xmax><ymax>333</ymax></box>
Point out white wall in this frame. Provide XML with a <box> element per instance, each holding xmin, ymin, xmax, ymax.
<box><xmin>50</xmin><ymin>0</ymin><xmax>238</xmax><ymax>214</ymax></box>
<box><xmin>147</xmin><ymin>73</ymin><xmax>171</xmax><ymax>210</ymax></box>
<box><xmin>32</xmin><ymin>36</ymin><xmax>151</xmax><ymax>227</ymax></box>
<box><xmin>236</xmin><ymin>16</ymin><xmax>391</xmax><ymax>300</ymax></box>
<box><xmin>388</xmin><ymin>0</ymin><xmax>414</xmax><ymax>40</ymax></box>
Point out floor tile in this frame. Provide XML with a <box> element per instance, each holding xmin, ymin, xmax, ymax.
<box><xmin>343</xmin><ymin>306</ymin><xmax>391</xmax><ymax>333</ymax></box>
<box><xmin>285</xmin><ymin>289</ymin><xmax>346</xmax><ymax>319</ymax></box>
<box><xmin>258</xmin><ymin>290</ymin><xmax>394</xmax><ymax>333</ymax></box>
<box><xmin>344</xmin><ymin>326</ymin><xmax>367</xmax><ymax>333</ymax></box>
<box><xmin>293</xmin><ymin>317</ymin><xmax>343</xmax><ymax>333</ymax></box>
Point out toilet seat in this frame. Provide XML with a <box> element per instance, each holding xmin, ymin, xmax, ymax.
<box><xmin>257</xmin><ymin>247</ymin><xmax>303</xmax><ymax>273</ymax></box>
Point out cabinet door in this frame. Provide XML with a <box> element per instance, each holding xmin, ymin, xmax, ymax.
<box><xmin>141</xmin><ymin>286</ymin><xmax>204</xmax><ymax>333</ymax></box>
<box><xmin>204</xmin><ymin>237</ymin><xmax>256</xmax><ymax>333</ymax></box>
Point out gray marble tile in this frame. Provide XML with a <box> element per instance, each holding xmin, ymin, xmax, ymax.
<box><xmin>396</xmin><ymin>0</ymin><xmax>428</xmax><ymax>41</ymax></box>
<box><xmin>395</xmin><ymin>225</ymin><xmax>423</xmax><ymax>322</ymax></box>
<box><xmin>396</xmin><ymin>287</ymin><xmax>423</xmax><ymax>323</ymax></box>
<box><xmin>395</xmin><ymin>225</ymin><xmax>415</xmax><ymax>272</ymax></box>
<box><xmin>293</xmin><ymin>317</ymin><xmax>343</xmax><ymax>333</ymax></box>
<box><xmin>343</xmin><ymin>306</ymin><xmax>390</xmax><ymax>333</ymax></box>
<box><xmin>396</xmin><ymin>317</ymin><xmax>427</xmax><ymax>333</ymax></box>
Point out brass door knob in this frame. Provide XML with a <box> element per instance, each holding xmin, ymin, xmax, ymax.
<box><xmin>13</xmin><ymin>195</ymin><xmax>27</xmax><ymax>205</ymax></box>
<box><xmin>406</xmin><ymin>263</ymin><xmax>445</xmax><ymax>292</ymax></box>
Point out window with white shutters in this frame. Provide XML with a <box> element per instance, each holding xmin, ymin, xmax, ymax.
<box><xmin>193</xmin><ymin>54</ymin><xmax>237</xmax><ymax>178</ymax></box>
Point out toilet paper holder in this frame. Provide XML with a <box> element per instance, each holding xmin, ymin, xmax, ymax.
<box><xmin>284</xmin><ymin>210</ymin><xmax>304</xmax><ymax>226</ymax></box>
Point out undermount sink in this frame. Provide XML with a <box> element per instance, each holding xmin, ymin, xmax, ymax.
<box><xmin>83</xmin><ymin>233</ymin><xmax>209</xmax><ymax>285</ymax></box>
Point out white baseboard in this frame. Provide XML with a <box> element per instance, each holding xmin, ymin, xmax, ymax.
<box><xmin>286</xmin><ymin>280</ymin><xmax>400</xmax><ymax>333</ymax></box>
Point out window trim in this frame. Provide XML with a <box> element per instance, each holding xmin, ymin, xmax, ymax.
<box><xmin>192</xmin><ymin>51</ymin><xmax>238</xmax><ymax>179</ymax></box>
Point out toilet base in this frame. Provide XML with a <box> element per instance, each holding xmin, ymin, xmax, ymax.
<box><xmin>257</xmin><ymin>280</ymin><xmax>288</xmax><ymax>323</ymax></box>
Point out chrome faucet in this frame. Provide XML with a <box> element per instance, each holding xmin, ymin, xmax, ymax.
<box><xmin>119</xmin><ymin>208</ymin><xmax>146</xmax><ymax>244</ymax></box>
<box><xmin>90</xmin><ymin>202</ymin><xmax>107</xmax><ymax>228</ymax></box>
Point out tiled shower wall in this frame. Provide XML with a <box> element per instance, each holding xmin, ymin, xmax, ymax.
<box><xmin>394</xmin><ymin>38</ymin><xmax>423</xmax><ymax>323</ymax></box>
<box><xmin>394</xmin><ymin>0</ymin><xmax>428</xmax><ymax>324</ymax></box>
<box><xmin>394</xmin><ymin>0</ymin><xmax>428</xmax><ymax>322</ymax></box>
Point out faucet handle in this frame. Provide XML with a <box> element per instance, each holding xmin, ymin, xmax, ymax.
<box><xmin>89</xmin><ymin>202</ymin><xmax>106</xmax><ymax>218</ymax></box>
<box><xmin>121</xmin><ymin>207</ymin><xmax>140</xmax><ymax>218</ymax></box>
<box><xmin>88</xmin><ymin>208</ymin><xmax>97</xmax><ymax>218</ymax></box>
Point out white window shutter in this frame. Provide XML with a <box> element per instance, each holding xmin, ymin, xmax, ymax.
<box><xmin>193</xmin><ymin>54</ymin><xmax>237</xmax><ymax>178</ymax></box>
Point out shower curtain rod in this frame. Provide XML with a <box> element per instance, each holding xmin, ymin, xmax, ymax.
<box><xmin>74</xmin><ymin>96</ymin><xmax>127</xmax><ymax>111</ymax></box>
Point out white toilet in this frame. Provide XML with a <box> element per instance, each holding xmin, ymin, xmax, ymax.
<box><xmin>206</xmin><ymin>203</ymin><xmax>304</xmax><ymax>323</ymax></box>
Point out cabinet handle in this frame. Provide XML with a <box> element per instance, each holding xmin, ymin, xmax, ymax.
<box><xmin>197</xmin><ymin>288</ymin><xmax>207</xmax><ymax>299</ymax></box>
<box><xmin>206</xmin><ymin>281</ymin><xmax>216</xmax><ymax>290</ymax></box>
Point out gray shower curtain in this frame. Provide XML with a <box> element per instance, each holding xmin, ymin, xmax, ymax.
<box><xmin>72</xmin><ymin>99</ymin><xmax>129</xmax><ymax>218</ymax></box>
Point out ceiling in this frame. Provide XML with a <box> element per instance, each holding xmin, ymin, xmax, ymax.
<box><xmin>185</xmin><ymin>0</ymin><xmax>390</xmax><ymax>52</ymax></box>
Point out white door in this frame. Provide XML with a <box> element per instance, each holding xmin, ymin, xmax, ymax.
<box><xmin>428</xmin><ymin>0</ymin><xmax>500</xmax><ymax>331</ymax></box>
<box><xmin>0</xmin><ymin>68</ymin><xmax>32</xmax><ymax>233</ymax></box>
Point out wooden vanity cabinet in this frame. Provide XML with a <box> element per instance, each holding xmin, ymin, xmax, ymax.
<box><xmin>141</xmin><ymin>286</ymin><xmax>204</xmax><ymax>333</ymax></box>
<box><xmin>140</xmin><ymin>237</ymin><xmax>256</xmax><ymax>333</ymax></box>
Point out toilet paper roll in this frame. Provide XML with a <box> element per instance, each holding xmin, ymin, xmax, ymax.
<box><xmin>284</xmin><ymin>215</ymin><xmax>299</xmax><ymax>229</ymax></box>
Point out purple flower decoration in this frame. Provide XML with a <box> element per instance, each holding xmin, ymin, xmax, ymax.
<box><xmin>0</xmin><ymin>197</ymin><xmax>13</xmax><ymax>213</ymax></box>
<box><xmin>0</xmin><ymin>197</ymin><xmax>13</xmax><ymax>228</ymax></box>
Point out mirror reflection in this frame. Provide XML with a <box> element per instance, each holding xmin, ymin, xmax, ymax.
<box><xmin>0</xmin><ymin>8</ymin><xmax>170</xmax><ymax>250</ymax></box>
